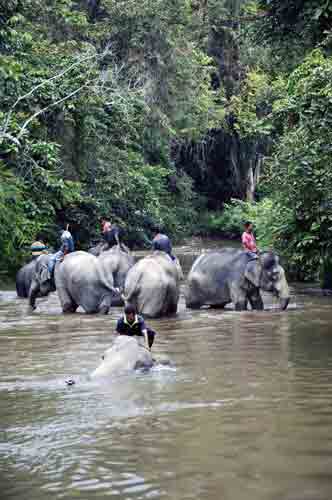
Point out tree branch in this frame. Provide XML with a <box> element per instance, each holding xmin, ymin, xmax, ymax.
<box><xmin>17</xmin><ymin>80</ymin><xmax>93</xmax><ymax>140</ymax></box>
<box><xmin>1</xmin><ymin>44</ymin><xmax>112</xmax><ymax>143</ymax></box>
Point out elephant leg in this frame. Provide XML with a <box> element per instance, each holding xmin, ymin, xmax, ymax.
<box><xmin>230</xmin><ymin>284</ymin><xmax>248</xmax><ymax>311</ymax></box>
<box><xmin>248</xmin><ymin>291</ymin><xmax>264</xmax><ymax>310</ymax></box>
<box><xmin>168</xmin><ymin>302</ymin><xmax>178</xmax><ymax>314</ymax></box>
<box><xmin>111</xmin><ymin>289</ymin><xmax>124</xmax><ymax>307</ymax></box>
<box><xmin>99</xmin><ymin>294</ymin><xmax>112</xmax><ymax>314</ymax></box>
<box><xmin>211</xmin><ymin>302</ymin><xmax>229</xmax><ymax>309</ymax></box>
<box><xmin>166</xmin><ymin>285</ymin><xmax>178</xmax><ymax>315</ymax></box>
<box><xmin>58</xmin><ymin>287</ymin><xmax>77</xmax><ymax>314</ymax></box>
<box><xmin>234</xmin><ymin>300</ymin><xmax>248</xmax><ymax>311</ymax></box>
<box><xmin>185</xmin><ymin>276</ymin><xmax>205</xmax><ymax>309</ymax></box>
<box><xmin>29</xmin><ymin>280</ymin><xmax>40</xmax><ymax>310</ymax></box>
<box><xmin>63</xmin><ymin>301</ymin><xmax>78</xmax><ymax>314</ymax></box>
<box><xmin>186</xmin><ymin>301</ymin><xmax>202</xmax><ymax>310</ymax></box>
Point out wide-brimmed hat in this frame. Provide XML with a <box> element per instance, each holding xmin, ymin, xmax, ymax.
<box><xmin>31</xmin><ymin>241</ymin><xmax>48</xmax><ymax>256</ymax></box>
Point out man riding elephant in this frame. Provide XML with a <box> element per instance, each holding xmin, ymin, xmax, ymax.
<box><xmin>47</xmin><ymin>229</ymin><xmax>75</xmax><ymax>283</ymax></box>
<box><xmin>89</xmin><ymin>219</ymin><xmax>129</xmax><ymax>256</ymax></box>
<box><xmin>151</xmin><ymin>226</ymin><xmax>175</xmax><ymax>261</ymax></box>
<box><xmin>101</xmin><ymin>218</ymin><xmax>127</xmax><ymax>249</ymax></box>
<box><xmin>29</xmin><ymin>251</ymin><xmax>120</xmax><ymax>313</ymax></box>
<box><xmin>242</xmin><ymin>221</ymin><xmax>259</xmax><ymax>259</ymax></box>
<box><xmin>185</xmin><ymin>249</ymin><xmax>290</xmax><ymax>311</ymax></box>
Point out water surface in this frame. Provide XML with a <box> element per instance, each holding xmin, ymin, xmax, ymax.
<box><xmin>1</xmin><ymin>239</ymin><xmax>332</xmax><ymax>500</ymax></box>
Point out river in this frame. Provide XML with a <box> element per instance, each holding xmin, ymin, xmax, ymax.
<box><xmin>1</xmin><ymin>239</ymin><xmax>332</xmax><ymax>500</ymax></box>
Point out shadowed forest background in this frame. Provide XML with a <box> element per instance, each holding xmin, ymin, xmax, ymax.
<box><xmin>1</xmin><ymin>0</ymin><xmax>332</xmax><ymax>283</ymax></box>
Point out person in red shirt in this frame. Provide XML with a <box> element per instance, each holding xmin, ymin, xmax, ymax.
<box><xmin>241</xmin><ymin>221</ymin><xmax>259</xmax><ymax>258</ymax></box>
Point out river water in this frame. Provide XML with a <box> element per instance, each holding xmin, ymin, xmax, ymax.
<box><xmin>1</xmin><ymin>239</ymin><xmax>332</xmax><ymax>500</ymax></box>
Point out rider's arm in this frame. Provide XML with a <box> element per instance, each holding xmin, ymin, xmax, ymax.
<box><xmin>139</xmin><ymin>317</ymin><xmax>150</xmax><ymax>350</ymax></box>
<box><xmin>142</xmin><ymin>329</ymin><xmax>150</xmax><ymax>350</ymax></box>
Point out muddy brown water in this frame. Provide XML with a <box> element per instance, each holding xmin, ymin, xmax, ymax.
<box><xmin>1</xmin><ymin>239</ymin><xmax>332</xmax><ymax>500</ymax></box>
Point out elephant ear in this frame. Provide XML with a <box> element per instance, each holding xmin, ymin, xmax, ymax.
<box><xmin>40</xmin><ymin>264</ymin><xmax>49</xmax><ymax>284</ymax></box>
<box><xmin>244</xmin><ymin>260</ymin><xmax>262</xmax><ymax>288</ymax></box>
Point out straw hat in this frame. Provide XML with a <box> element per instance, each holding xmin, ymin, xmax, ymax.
<box><xmin>30</xmin><ymin>241</ymin><xmax>48</xmax><ymax>256</ymax></box>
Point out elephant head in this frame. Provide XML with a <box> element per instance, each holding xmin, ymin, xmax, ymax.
<box><xmin>29</xmin><ymin>255</ymin><xmax>55</xmax><ymax>309</ymax></box>
<box><xmin>244</xmin><ymin>252</ymin><xmax>290</xmax><ymax>310</ymax></box>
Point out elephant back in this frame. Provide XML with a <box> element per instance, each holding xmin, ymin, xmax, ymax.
<box><xmin>91</xmin><ymin>336</ymin><xmax>153</xmax><ymax>378</ymax></box>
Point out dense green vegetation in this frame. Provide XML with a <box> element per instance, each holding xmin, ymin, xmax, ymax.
<box><xmin>1</xmin><ymin>0</ymin><xmax>332</xmax><ymax>283</ymax></box>
<box><xmin>198</xmin><ymin>0</ymin><xmax>332</xmax><ymax>282</ymax></box>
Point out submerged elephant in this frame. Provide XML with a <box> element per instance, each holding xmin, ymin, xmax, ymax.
<box><xmin>29</xmin><ymin>251</ymin><xmax>119</xmax><ymax>313</ymax></box>
<box><xmin>16</xmin><ymin>260</ymin><xmax>37</xmax><ymax>298</ymax></box>
<box><xmin>185</xmin><ymin>249</ymin><xmax>290</xmax><ymax>311</ymax></box>
<box><xmin>123</xmin><ymin>251</ymin><xmax>182</xmax><ymax>317</ymax></box>
<box><xmin>90</xmin><ymin>336</ymin><xmax>153</xmax><ymax>379</ymax></box>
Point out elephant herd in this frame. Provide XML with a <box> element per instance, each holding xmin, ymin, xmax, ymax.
<box><xmin>16</xmin><ymin>244</ymin><xmax>290</xmax><ymax>316</ymax></box>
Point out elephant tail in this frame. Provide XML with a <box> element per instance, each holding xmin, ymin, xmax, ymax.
<box><xmin>99</xmin><ymin>273</ymin><xmax>117</xmax><ymax>294</ymax></box>
<box><xmin>122</xmin><ymin>267</ymin><xmax>141</xmax><ymax>304</ymax></box>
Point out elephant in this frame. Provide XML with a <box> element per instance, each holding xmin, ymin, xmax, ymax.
<box><xmin>185</xmin><ymin>249</ymin><xmax>290</xmax><ymax>311</ymax></box>
<box><xmin>16</xmin><ymin>260</ymin><xmax>37</xmax><ymax>298</ymax></box>
<box><xmin>29</xmin><ymin>251</ymin><xmax>120</xmax><ymax>313</ymax></box>
<box><xmin>90</xmin><ymin>336</ymin><xmax>154</xmax><ymax>379</ymax></box>
<box><xmin>98</xmin><ymin>246</ymin><xmax>135</xmax><ymax>306</ymax></box>
<box><xmin>123</xmin><ymin>250</ymin><xmax>182</xmax><ymax>317</ymax></box>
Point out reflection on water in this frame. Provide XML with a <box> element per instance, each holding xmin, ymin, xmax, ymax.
<box><xmin>1</xmin><ymin>240</ymin><xmax>332</xmax><ymax>500</ymax></box>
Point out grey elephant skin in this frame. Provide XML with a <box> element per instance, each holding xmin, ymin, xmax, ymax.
<box><xmin>88</xmin><ymin>241</ymin><xmax>110</xmax><ymax>256</ymax></box>
<box><xmin>98</xmin><ymin>246</ymin><xmax>134</xmax><ymax>306</ymax></box>
<box><xmin>185</xmin><ymin>249</ymin><xmax>290</xmax><ymax>311</ymax></box>
<box><xmin>89</xmin><ymin>241</ymin><xmax>130</xmax><ymax>256</ymax></box>
<box><xmin>90</xmin><ymin>336</ymin><xmax>153</xmax><ymax>379</ymax></box>
<box><xmin>16</xmin><ymin>260</ymin><xmax>37</xmax><ymax>298</ymax></box>
<box><xmin>29</xmin><ymin>251</ymin><xmax>121</xmax><ymax>313</ymax></box>
<box><xmin>124</xmin><ymin>250</ymin><xmax>181</xmax><ymax>317</ymax></box>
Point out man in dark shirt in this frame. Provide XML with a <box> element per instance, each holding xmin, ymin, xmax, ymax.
<box><xmin>47</xmin><ymin>229</ymin><xmax>75</xmax><ymax>278</ymax></box>
<box><xmin>152</xmin><ymin>227</ymin><xmax>176</xmax><ymax>261</ymax></box>
<box><xmin>101</xmin><ymin>218</ymin><xmax>121</xmax><ymax>248</ymax></box>
<box><xmin>116</xmin><ymin>304</ymin><xmax>155</xmax><ymax>350</ymax></box>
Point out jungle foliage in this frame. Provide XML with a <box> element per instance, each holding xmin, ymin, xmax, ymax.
<box><xmin>0</xmin><ymin>0</ymin><xmax>217</xmax><ymax>273</ymax></box>
<box><xmin>203</xmin><ymin>0</ymin><xmax>332</xmax><ymax>281</ymax></box>
<box><xmin>1</xmin><ymin>0</ymin><xmax>332</xmax><ymax>282</ymax></box>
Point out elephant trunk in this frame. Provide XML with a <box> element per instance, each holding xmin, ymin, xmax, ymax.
<box><xmin>275</xmin><ymin>266</ymin><xmax>290</xmax><ymax>311</ymax></box>
<box><xmin>29</xmin><ymin>280</ymin><xmax>39</xmax><ymax>310</ymax></box>
<box><xmin>280</xmin><ymin>297</ymin><xmax>290</xmax><ymax>310</ymax></box>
